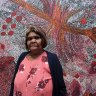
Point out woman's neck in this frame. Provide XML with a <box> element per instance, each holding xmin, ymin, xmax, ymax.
<box><xmin>28</xmin><ymin>49</ymin><xmax>44</xmax><ymax>59</ymax></box>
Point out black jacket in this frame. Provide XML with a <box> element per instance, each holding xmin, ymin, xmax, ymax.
<box><xmin>9</xmin><ymin>51</ymin><xmax>67</xmax><ymax>96</ymax></box>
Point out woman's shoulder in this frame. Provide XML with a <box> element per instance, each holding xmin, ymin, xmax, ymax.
<box><xmin>19</xmin><ymin>51</ymin><xmax>29</xmax><ymax>57</ymax></box>
<box><xmin>45</xmin><ymin>50</ymin><xmax>56</xmax><ymax>55</ymax></box>
<box><xmin>17</xmin><ymin>51</ymin><xmax>29</xmax><ymax>61</ymax></box>
<box><xmin>45</xmin><ymin>50</ymin><xmax>58</xmax><ymax>59</ymax></box>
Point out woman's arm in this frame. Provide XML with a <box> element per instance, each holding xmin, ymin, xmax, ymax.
<box><xmin>54</xmin><ymin>55</ymin><xmax>67</xmax><ymax>96</ymax></box>
<box><xmin>9</xmin><ymin>52</ymin><xmax>29</xmax><ymax>96</ymax></box>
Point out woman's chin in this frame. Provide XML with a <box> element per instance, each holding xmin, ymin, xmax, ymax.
<box><xmin>29</xmin><ymin>46</ymin><xmax>43</xmax><ymax>52</ymax></box>
<box><xmin>30</xmin><ymin>47</ymin><xmax>38</xmax><ymax>51</ymax></box>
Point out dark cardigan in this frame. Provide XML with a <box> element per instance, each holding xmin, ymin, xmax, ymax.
<box><xmin>9</xmin><ymin>51</ymin><xmax>67</xmax><ymax>96</ymax></box>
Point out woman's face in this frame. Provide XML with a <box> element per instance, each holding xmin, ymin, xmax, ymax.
<box><xmin>27</xmin><ymin>32</ymin><xmax>43</xmax><ymax>52</ymax></box>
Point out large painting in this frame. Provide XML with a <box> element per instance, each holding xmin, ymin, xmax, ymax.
<box><xmin>0</xmin><ymin>0</ymin><xmax>96</xmax><ymax>96</ymax></box>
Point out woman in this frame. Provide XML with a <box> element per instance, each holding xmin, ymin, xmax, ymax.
<box><xmin>10</xmin><ymin>25</ymin><xmax>67</xmax><ymax>96</ymax></box>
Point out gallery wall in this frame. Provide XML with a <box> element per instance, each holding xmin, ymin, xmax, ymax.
<box><xmin>0</xmin><ymin>0</ymin><xmax>96</xmax><ymax>96</ymax></box>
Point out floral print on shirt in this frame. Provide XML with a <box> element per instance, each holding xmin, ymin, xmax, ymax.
<box><xmin>35</xmin><ymin>79</ymin><xmax>50</xmax><ymax>91</ymax></box>
<box><xmin>16</xmin><ymin>91</ymin><xmax>22</xmax><ymax>96</ymax></box>
<box><xmin>14</xmin><ymin>52</ymin><xmax>52</xmax><ymax>96</ymax></box>
<box><xmin>27</xmin><ymin>67</ymin><xmax>37</xmax><ymax>80</ymax></box>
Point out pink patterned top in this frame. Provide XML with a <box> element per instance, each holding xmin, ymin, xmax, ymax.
<box><xmin>14</xmin><ymin>51</ymin><xmax>53</xmax><ymax>96</ymax></box>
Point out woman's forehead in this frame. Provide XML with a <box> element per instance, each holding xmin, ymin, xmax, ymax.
<box><xmin>27</xmin><ymin>32</ymin><xmax>40</xmax><ymax>37</ymax></box>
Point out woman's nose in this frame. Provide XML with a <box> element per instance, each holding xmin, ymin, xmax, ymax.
<box><xmin>31</xmin><ymin>38</ymin><xmax>37</xmax><ymax>42</ymax></box>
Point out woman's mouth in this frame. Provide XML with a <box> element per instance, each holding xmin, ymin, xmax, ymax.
<box><xmin>29</xmin><ymin>44</ymin><xmax>38</xmax><ymax>49</ymax></box>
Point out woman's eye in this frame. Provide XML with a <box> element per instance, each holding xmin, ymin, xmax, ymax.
<box><xmin>34</xmin><ymin>36</ymin><xmax>40</xmax><ymax>39</ymax></box>
<box><xmin>27</xmin><ymin>36</ymin><xmax>40</xmax><ymax>40</ymax></box>
<box><xmin>27</xmin><ymin>37</ymin><xmax>32</xmax><ymax>40</ymax></box>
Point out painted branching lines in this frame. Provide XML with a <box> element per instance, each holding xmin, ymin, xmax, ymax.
<box><xmin>10</xmin><ymin>0</ymin><xmax>81</xmax><ymax>31</ymax></box>
<box><xmin>11</xmin><ymin>0</ymin><xmax>61</xmax><ymax>28</ymax></box>
<box><xmin>11</xmin><ymin>0</ymin><xmax>96</xmax><ymax>42</ymax></box>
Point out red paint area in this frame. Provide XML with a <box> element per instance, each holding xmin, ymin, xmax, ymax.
<box><xmin>1</xmin><ymin>32</ymin><xmax>6</xmax><ymax>36</ymax></box>
<box><xmin>8</xmin><ymin>31</ymin><xmax>14</xmax><ymax>36</ymax></box>
<box><xmin>5</xmin><ymin>17</ymin><xmax>12</xmax><ymax>23</ymax></box>
<box><xmin>16</xmin><ymin>16</ymin><xmax>22</xmax><ymax>22</ymax></box>
<box><xmin>11</xmin><ymin>23</ymin><xmax>16</xmax><ymax>28</ymax></box>
<box><xmin>2</xmin><ymin>25</ymin><xmax>7</xmax><ymax>30</ymax></box>
<box><xmin>80</xmin><ymin>18</ymin><xmax>87</xmax><ymax>25</ymax></box>
<box><xmin>11</xmin><ymin>11</ymin><xmax>17</xmax><ymax>16</ymax></box>
<box><xmin>0</xmin><ymin>43</ymin><xmax>5</xmax><ymax>50</ymax></box>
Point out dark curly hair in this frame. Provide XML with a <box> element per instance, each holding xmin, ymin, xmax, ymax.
<box><xmin>25</xmin><ymin>25</ymin><xmax>47</xmax><ymax>50</ymax></box>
